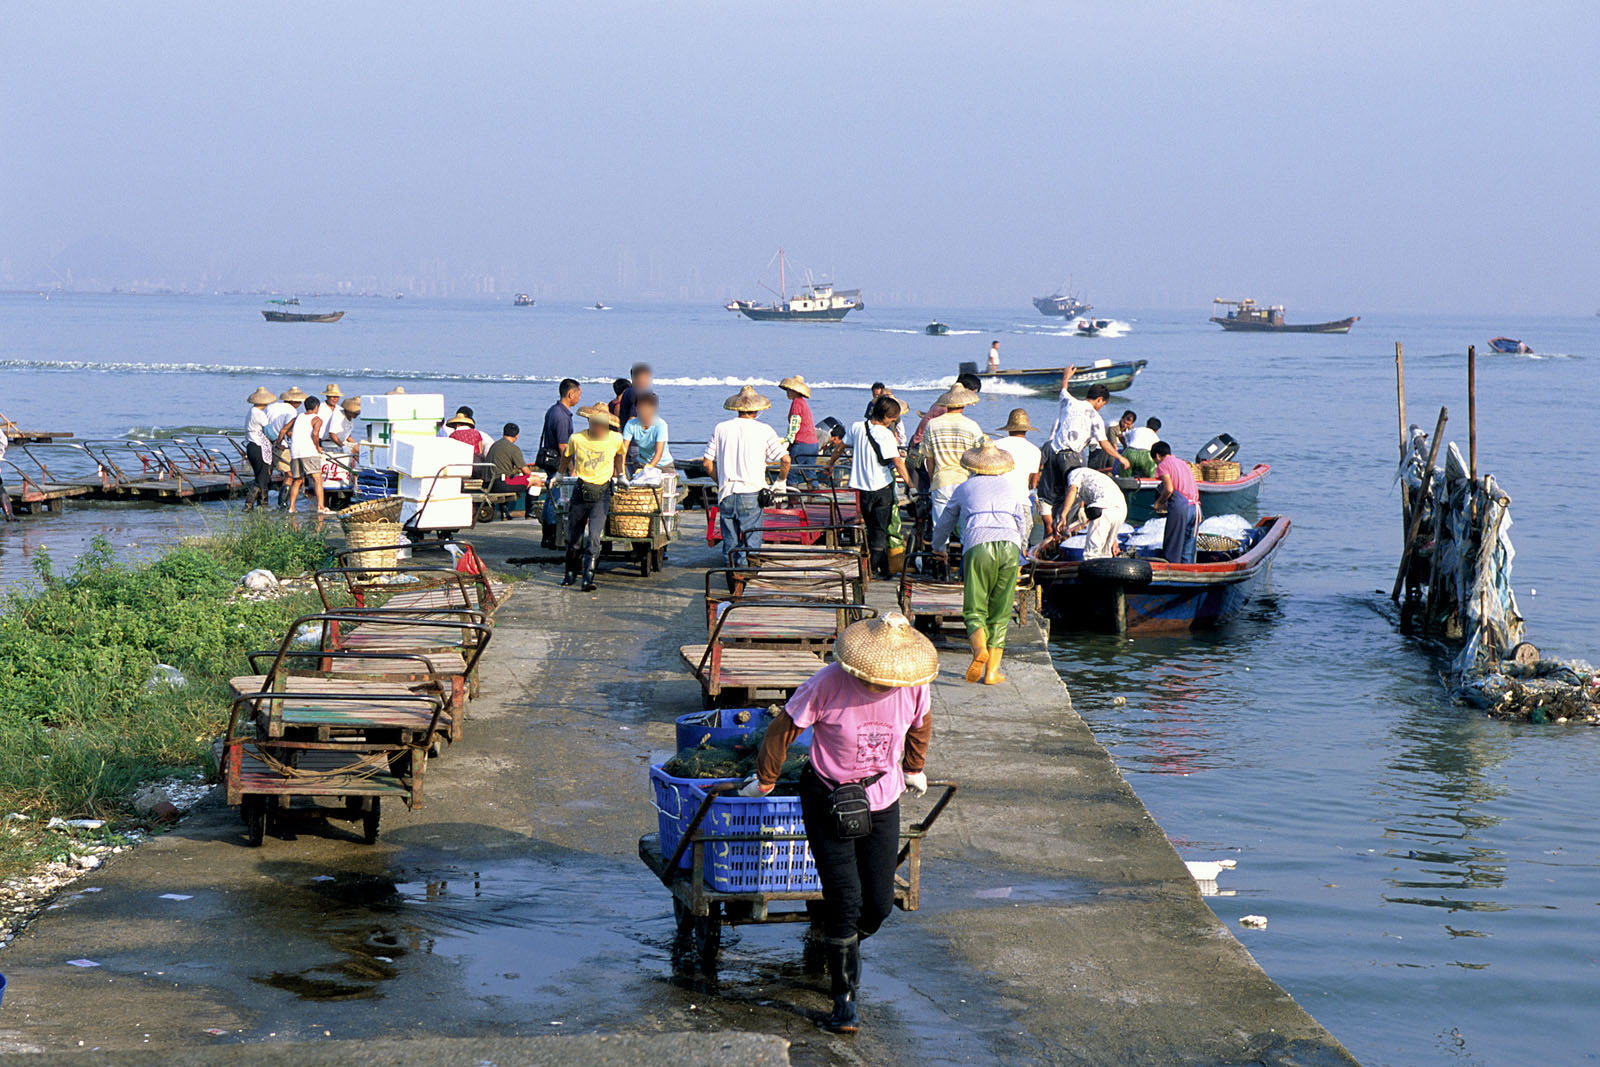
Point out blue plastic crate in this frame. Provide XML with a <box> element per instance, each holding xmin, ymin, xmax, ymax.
<box><xmin>356</xmin><ymin>468</ymin><xmax>398</xmax><ymax>501</ymax></box>
<box><xmin>650</xmin><ymin>764</ymin><xmax>821</xmax><ymax>892</ymax></box>
<box><xmin>673</xmin><ymin>708</ymin><xmax>812</xmax><ymax>752</ymax></box>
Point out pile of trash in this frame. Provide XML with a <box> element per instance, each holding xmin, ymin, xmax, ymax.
<box><xmin>1457</xmin><ymin>652</ymin><xmax>1600</xmax><ymax>724</ymax></box>
<box><xmin>662</xmin><ymin>721</ymin><xmax>810</xmax><ymax>787</ymax></box>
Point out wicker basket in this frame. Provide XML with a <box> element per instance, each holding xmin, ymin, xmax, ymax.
<box><xmin>339</xmin><ymin>497</ymin><xmax>402</xmax><ymax>524</ymax></box>
<box><xmin>1187</xmin><ymin>461</ymin><xmax>1203</xmax><ymax>480</ymax></box>
<box><xmin>1199</xmin><ymin>460</ymin><xmax>1242</xmax><ymax>483</ymax></box>
<box><xmin>607</xmin><ymin>486</ymin><xmax>659</xmax><ymax>539</ymax></box>
<box><xmin>343</xmin><ymin>519</ymin><xmax>404</xmax><ymax>576</ymax></box>
<box><xmin>1197</xmin><ymin>532</ymin><xmax>1242</xmax><ymax>553</ymax></box>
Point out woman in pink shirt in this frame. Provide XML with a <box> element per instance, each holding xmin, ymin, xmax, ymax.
<box><xmin>780</xmin><ymin>374</ymin><xmax>819</xmax><ymax>486</ymax></box>
<box><xmin>745</xmin><ymin>612</ymin><xmax>937</xmax><ymax>1034</ymax></box>
<box><xmin>445</xmin><ymin>412</ymin><xmax>489</xmax><ymax>456</ymax></box>
<box><xmin>1152</xmin><ymin>441</ymin><xmax>1200</xmax><ymax>563</ymax></box>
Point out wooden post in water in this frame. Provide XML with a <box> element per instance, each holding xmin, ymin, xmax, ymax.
<box><xmin>1395</xmin><ymin>342</ymin><xmax>1411</xmax><ymax>549</ymax></box>
<box><xmin>1467</xmin><ymin>344</ymin><xmax>1478</xmax><ymax>523</ymax></box>
<box><xmin>1392</xmin><ymin>406</ymin><xmax>1449</xmax><ymax>602</ymax></box>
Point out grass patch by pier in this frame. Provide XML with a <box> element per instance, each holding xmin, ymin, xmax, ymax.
<box><xmin>0</xmin><ymin>519</ymin><xmax>337</xmax><ymax>874</ymax></box>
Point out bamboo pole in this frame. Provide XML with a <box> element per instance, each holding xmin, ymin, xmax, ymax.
<box><xmin>1467</xmin><ymin>344</ymin><xmax>1478</xmax><ymax>523</ymax></box>
<box><xmin>1395</xmin><ymin>341</ymin><xmax>1412</xmax><ymax>556</ymax></box>
<box><xmin>1392</xmin><ymin>406</ymin><xmax>1449</xmax><ymax>601</ymax></box>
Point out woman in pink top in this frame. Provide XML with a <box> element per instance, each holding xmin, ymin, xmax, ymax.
<box><xmin>1152</xmin><ymin>441</ymin><xmax>1200</xmax><ymax>563</ymax></box>
<box><xmin>780</xmin><ymin>374</ymin><xmax>818</xmax><ymax>486</ymax></box>
<box><xmin>445</xmin><ymin>412</ymin><xmax>489</xmax><ymax>456</ymax></box>
<box><xmin>746</xmin><ymin>612</ymin><xmax>938</xmax><ymax>1034</ymax></box>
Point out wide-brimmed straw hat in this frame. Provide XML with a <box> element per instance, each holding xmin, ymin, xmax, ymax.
<box><xmin>341</xmin><ymin>397</ymin><xmax>362</xmax><ymax>415</ymax></box>
<box><xmin>835</xmin><ymin>612</ymin><xmax>939</xmax><ymax>688</ymax></box>
<box><xmin>724</xmin><ymin>385</ymin><xmax>772</xmax><ymax>412</ymax></box>
<box><xmin>386</xmin><ymin>386</ymin><xmax>407</xmax><ymax>395</ymax></box>
<box><xmin>445</xmin><ymin>412</ymin><xmax>475</xmax><ymax>428</ymax></box>
<box><xmin>281</xmin><ymin>386</ymin><xmax>307</xmax><ymax>403</ymax></box>
<box><xmin>322</xmin><ymin>383</ymin><xmax>343</xmax><ymax>398</ymax></box>
<box><xmin>934</xmin><ymin>384</ymin><xmax>980</xmax><ymax>409</ymax></box>
<box><xmin>996</xmin><ymin>408</ymin><xmax>1038</xmax><ymax>434</ymax></box>
<box><xmin>960</xmin><ymin>440</ymin><xmax>1014</xmax><ymax>476</ymax></box>
<box><xmin>778</xmin><ymin>375</ymin><xmax>811</xmax><ymax>398</ymax></box>
<box><xmin>577</xmin><ymin>403</ymin><xmax>617</xmax><ymax>427</ymax></box>
<box><xmin>247</xmin><ymin>386</ymin><xmax>277</xmax><ymax>406</ymax></box>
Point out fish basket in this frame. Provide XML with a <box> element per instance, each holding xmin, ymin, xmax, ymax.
<box><xmin>342</xmin><ymin>519</ymin><xmax>405</xmax><ymax>577</ymax></box>
<box><xmin>1186</xmin><ymin>461</ymin><xmax>1203</xmax><ymax>480</ymax></box>
<box><xmin>1199</xmin><ymin>460</ymin><xmax>1242</xmax><ymax>483</ymax></box>
<box><xmin>650</xmin><ymin>764</ymin><xmax>820</xmax><ymax>892</ymax></box>
<box><xmin>607</xmin><ymin>486</ymin><xmax>660</xmax><ymax>540</ymax></box>
<box><xmin>338</xmin><ymin>497</ymin><xmax>402</xmax><ymax>524</ymax></box>
<box><xmin>1196</xmin><ymin>533</ymin><xmax>1242</xmax><ymax>553</ymax></box>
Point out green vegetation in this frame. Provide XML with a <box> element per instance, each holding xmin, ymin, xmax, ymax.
<box><xmin>0</xmin><ymin>518</ymin><xmax>337</xmax><ymax>874</ymax></box>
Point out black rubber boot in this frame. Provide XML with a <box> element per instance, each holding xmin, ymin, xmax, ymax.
<box><xmin>822</xmin><ymin>935</ymin><xmax>860</xmax><ymax>1034</ymax></box>
<box><xmin>581</xmin><ymin>557</ymin><xmax>597</xmax><ymax>593</ymax></box>
<box><xmin>561</xmin><ymin>546</ymin><xmax>579</xmax><ymax>586</ymax></box>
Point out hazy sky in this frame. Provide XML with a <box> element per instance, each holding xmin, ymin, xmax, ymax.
<box><xmin>4</xmin><ymin>2</ymin><xmax>1596</xmax><ymax>312</ymax></box>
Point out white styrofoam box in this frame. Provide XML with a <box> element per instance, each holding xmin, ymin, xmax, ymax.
<box><xmin>365</xmin><ymin>418</ymin><xmax>440</xmax><ymax>444</ymax></box>
<box><xmin>362</xmin><ymin>443</ymin><xmax>392</xmax><ymax>471</ymax></box>
<box><xmin>399</xmin><ymin>475</ymin><xmax>463</xmax><ymax>499</ymax></box>
<box><xmin>359</xmin><ymin>393</ymin><xmax>446</xmax><ymax>422</ymax></box>
<box><xmin>400</xmin><ymin>495</ymin><xmax>473</xmax><ymax>530</ymax></box>
<box><xmin>391</xmin><ymin>436</ymin><xmax>474</xmax><ymax>478</ymax></box>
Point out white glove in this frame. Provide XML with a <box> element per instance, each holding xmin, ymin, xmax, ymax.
<box><xmin>738</xmin><ymin>775</ymin><xmax>772</xmax><ymax>797</ymax></box>
<box><xmin>903</xmin><ymin>771</ymin><xmax>928</xmax><ymax>798</ymax></box>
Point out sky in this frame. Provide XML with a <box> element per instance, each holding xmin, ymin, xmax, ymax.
<box><xmin>2</xmin><ymin>1</ymin><xmax>1597</xmax><ymax>313</ymax></box>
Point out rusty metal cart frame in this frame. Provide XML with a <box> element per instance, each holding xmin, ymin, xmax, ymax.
<box><xmin>640</xmin><ymin>780</ymin><xmax>958</xmax><ymax>969</ymax></box>
<box><xmin>555</xmin><ymin>484</ymin><xmax>679</xmax><ymax>577</ymax></box>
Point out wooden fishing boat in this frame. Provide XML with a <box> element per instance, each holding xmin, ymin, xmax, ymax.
<box><xmin>958</xmin><ymin>357</ymin><xmax>1147</xmax><ymax>396</ymax></box>
<box><xmin>1029</xmin><ymin>515</ymin><xmax>1289</xmax><ymax>636</ymax></box>
<box><xmin>1210</xmin><ymin>298</ymin><xmax>1357</xmax><ymax>334</ymax></box>
<box><xmin>1487</xmin><ymin>336</ymin><xmax>1531</xmax><ymax>354</ymax></box>
<box><xmin>925</xmin><ymin>321</ymin><xmax>950</xmax><ymax>335</ymax></box>
<box><xmin>1122</xmin><ymin>463</ymin><xmax>1270</xmax><ymax>523</ymax></box>
<box><xmin>262</xmin><ymin>310</ymin><xmax>344</xmax><ymax>323</ymax></box>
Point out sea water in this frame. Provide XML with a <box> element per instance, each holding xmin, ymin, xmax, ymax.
<box><xmin>2</xmin><ymin>292</ymin><xmax>1597</xmax><ymax>1063</ymax></box>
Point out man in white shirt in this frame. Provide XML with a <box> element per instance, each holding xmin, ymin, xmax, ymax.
<box><xmin>847</xmin><ymin>396</ymin><xmax>912</xmax><ymax>578</ymax></box>
<box><xmin>264</xmin><ymin>386</ymin><xmax>305</xmax><ymax>508</ymax></box>
<box><xmin>1121</xmin><ymin>416</ymin><xmax>1161</xmax><ymax>477</ymax></box>
<box><xmin>703</xmin><ymin>385</ymin><xmax>790</xmax><ymax>570</ymax></box>
<box><xmin>991</xmin><ymin>408</ymin><xmax>1043</xmax><ymax>533</ymax></box>
<box><xmin>1047</xmin><ymin>367</ymin><xmax>1129</xmax><ymax>473</ymax></box>
<box><xmin>1056</xmin><ymin>463</ymin><xmax>1128</xmax><ymax>559</ymax></box>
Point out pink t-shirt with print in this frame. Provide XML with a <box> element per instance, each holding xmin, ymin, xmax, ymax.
<box><xmin>785</xmin><ymin>663</ymin><xmax>930</xmax><ymax>811</ymax></box>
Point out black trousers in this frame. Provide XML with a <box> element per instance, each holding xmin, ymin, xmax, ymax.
<box><xmin>565</xmin><ymin>483</ymin><xmax>611</xmax><ymax>574</ymax></box>
<box><xmin>857</xmin><ymin>485</ymin><xmax>895</xmax><ymax>578</ymax></box>
<box><xmin>245</xmin><ymin>442</ymin><xmax>273</xmax><ymax>503</ymax></box>
<box><xmin>800</xmin><ymin>767</ymin><xmax>900</xmax><ymax>942</ymax></box>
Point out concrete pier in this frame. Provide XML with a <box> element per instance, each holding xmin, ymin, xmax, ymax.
<box><xmin>0</xmin><ymin>517</ymin><xmax>1355</xmax><ymax>1064</ymax></box>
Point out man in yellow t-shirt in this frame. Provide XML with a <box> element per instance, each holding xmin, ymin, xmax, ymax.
<box><xmin>559</xmin><ymin>404</ymin><xmax>627</xmax><ymax>590</ymax></box>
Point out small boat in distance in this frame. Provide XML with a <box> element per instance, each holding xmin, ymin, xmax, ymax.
<box><xmin>513</xmin><ymin>293</ymin><xmax>535</xmax><ymax>307</ymax></box>
<box><xmin>1488</xmin><ymin>336</ymin><xmax>1532</xmax><ymax>354</ymax></box>
<box><xmin>925</xmin><ymin>321</ymin><xmax>951</xmax><ymax>336</ymax></box>
<box><xmin>1210</xmin><ymin>298</ymin><xmax>1357</xmax><ymax>334</ymax></box>
<box><xmin>957</xmin><ymin>357</ymin><xmax>1147</xmax><ymax>397</ymax></box>
<box><xmin>1075</xmin><ymin>317</ymin><xmax>1113</xmax><ymax>337</ymax></box>
<box><xmin>727</xmin><ymin>248</ymin><xmax>863</xmax><ymax>322</ymax></box>
<box><xmin>261</xmin><ymin>309</ymin><xmax>344</xmax><ymax>323</ymax></box>
<box><xmin>590</xmin><ymin>301</ymin><xmax>610</xmax><ymax>311</ymax></box>
<box><xmin>1034</xmin><ymin>284</ymin><xmax>1092</xmax><ymax>319</ymax></box>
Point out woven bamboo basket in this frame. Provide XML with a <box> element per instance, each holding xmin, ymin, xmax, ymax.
<box><xmin>1186</xmin><ymin>461</ymin><xmax>1203</xmax><ymax>480</ymax></box>
<box><xmin>343</xmin><ymin>520</ymin><xmax>404</xmax><ymax>576</ymax></box>
<box><xmin>1197</xmin><ymin>532</ymin><xmax>1242</xmax><ymax>553</ymax></box>
<box><xmin>338</xmin><ymin>497</ymin><xmax>402</xmax><ymax>524</ymax></box>
<box><xmin>607</xmin><ymin>486</ymin><xmax>659</xmax><ymax>540</ymax></box>
<box><xmin>1199</xmin><ymin>460</ymin><xmax>1242</xmax><ymax>483</ymax></box>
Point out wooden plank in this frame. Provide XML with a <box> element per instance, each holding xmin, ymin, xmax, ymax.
<box><xmin>679</xmin><ymin>644</ymin><xmax>825</xmax><ymax>686</ymax></box>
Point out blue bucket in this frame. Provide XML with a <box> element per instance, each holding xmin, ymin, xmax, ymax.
<box><xmin>0</xmin><ymin>972</ymin><xmax>8</xmax><ymax>1008</ymax></box>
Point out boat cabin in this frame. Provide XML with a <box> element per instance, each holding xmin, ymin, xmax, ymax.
<box><xmin>1211</xmin><ymin>298</ymin><xmax>1285</xmax><ymax>327</ymax></box>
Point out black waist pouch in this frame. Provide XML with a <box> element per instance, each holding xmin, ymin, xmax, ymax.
<box><xmin>578</xmin><ymin>480</ymin><xmax>610</xmax><ymax>503</ymax></box>
<box><xmin>824</xmin><ymin>770</ymin><xmax>886</xmax><ymax>839</ymax></box>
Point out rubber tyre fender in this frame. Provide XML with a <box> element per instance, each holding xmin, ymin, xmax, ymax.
<box><xmin>1078</xmin><ymin>556</ymin><xmax>1153</xmax><ymax>586</ymax></box>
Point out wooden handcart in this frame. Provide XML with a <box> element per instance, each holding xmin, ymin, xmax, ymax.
<box><xmin>679</xmin><ymin>600</ymin><xmax>875</xmax><ymax>708</ymax></box>
<box><xmin>555</xmin><ymin>484</ymin><xmax>678</xmax><ymax>577</ymax></box>
<box><xmin>897</xmin><ymin>548</ymin><xmax>1035</xmax><ymax>635</ymax></box>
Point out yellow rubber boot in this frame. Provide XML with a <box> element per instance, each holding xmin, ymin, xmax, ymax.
<box><xmin>965</xmin><ymin>630</ymin><xmax>989</xmax><ymax>683</ymax></box>
<box><xmin>984</xmin><ymin>646</ymin><xmax>1006</xmax><ymax>686</ymax></box>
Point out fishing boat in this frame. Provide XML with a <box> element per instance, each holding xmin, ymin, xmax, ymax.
<box><xmin>1029</xmin><ymin>516</ymin><xmax>1290</xmax><ymax>636</ymax></box>
<box><xmin>727</xmin><ymin>248</ymin><xmax>863</xmax><ymax>322</ymax></box>
<box><xmin>513</xmin><ymin>293</ymin><xmax>535</xmax><ymax>307</ymax></box>
<box><xmin>1210</xmin><ymin>298</ymin><xmax>1357</xmax><ymax>334</ymax></box>
<box><xmin>266</xmin><ymin>297</ymin><xmax>300</xmax><ymax>306</ymax></box>
<box><xmin>261</xmin><ymin>310</ymin><xmax>344</xmax><ymax>323</ymax></box>
<box><xmin>1122</xmin><ymin>464</ymin><xmax>1271</xmax><ymax>523</ymax></box>
<box><xmin>590</xmin><ymin>301</ymin><xmax>610</xmax><ymax>311</ymax></box>
<box><xmin>1074</xmin><ymin>317</ymin><xmax>1113</xmax><ymax>337</ymax></box>
<box><xmin>925</xmin><ymin>321</ymin><xmax>951</xmax><ymax>335</ymax></box>
<box><xmin>1487</xmin><ymin>336</ymin><xmax>1532</xmax><ymax>354</ymax></box>
<box><xmin>1033</xmin><ymin>285</ymin><xmax>1091</xmax><ymax>318</ymax></box>
<box><xmin>957</xmin><ymin>357</ymin><xmax>1147</xmax><ymax>397</ymax></box>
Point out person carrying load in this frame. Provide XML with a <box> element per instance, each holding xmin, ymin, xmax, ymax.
<box><xmin>741</xmin><ymin>612</ymin><xmax>938</xmax><ymax>1035</ymax></box>
<box><xmin>558</xmin><ymin>403</ymin><xmax>625</xmax><ymax>591</ymax></box>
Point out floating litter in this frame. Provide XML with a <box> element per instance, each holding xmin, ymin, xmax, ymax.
<box><xmin>975</xmin><ymin>887</ymin><xmax>1014</xmax><ymax>899</ymax></box>
<box><xmin>1239</xmin><ymin>915</ymin><xmax>1268</xmax><ymax>929</ymax></box>
<box><xmin>66</xmin><ymin>959</ymin><xmax>100</xmax><ymax>968</ymax></box>
<box><xmin>158</xmin><ymin>894</ymin><xmax>192</xmax><ymax>901</ymax></box>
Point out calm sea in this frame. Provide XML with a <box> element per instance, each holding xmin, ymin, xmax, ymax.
<box><xmin>2</xmin><ymin>292</ymin><xmax>1597</xmax><ymax>1064</ymax></box>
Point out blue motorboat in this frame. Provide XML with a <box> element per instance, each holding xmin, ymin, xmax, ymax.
<box><xmin>958</xmin><ymin>357</ymin><xmax>1147</xmax><ymax>397</ymax></box>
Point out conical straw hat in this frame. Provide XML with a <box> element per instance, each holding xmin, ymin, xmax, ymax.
<box><xmin>445</xmin><ymin>412</ymin><xmax>475</xmax><ymax>428</ymax></box>
<box><xmin>341</xmin><ymin>397</ymin><xmax>362</xmax><ymax>415</ymax></box>
<box><xmin>996</xmin><ymin>408</ymin><xmax>1038</xmax><ymax>433</ymax></box>
<box><xmin>322</xmin><ymin>382</ymin><xmax>343</xmax><ymax>398</ymax></box>
<box><xmin>247</xmin><ymin>386</ymin><xmax>277</xmax><ymax>406</ymax></box>
<box><xmin>778</xmin><ymin>375</ymin><xmax>811</xmax><ymax>398</ymax></box>
<box><xmin>724</xmin><ymin>385</ymin><xmax>772</xmax><ymax>412</ymax></box>
<box><xmin>577</xmin><ymin>403</ymin><xmax>616</xmax><ymax>427</ymax></box>
<box><xmin>835</xmin><ymin>612</ymin><xmax>939</xmax><ymax>688</ymax></box>
<box><xmin>961</xmin><ymin>440</ymin><xmax>1014</xmax><ymax>475</ymax></box>
<box><xmin>386</xmin><ymin>386</ymin><xmax>407</xmax><ymax>395</ymax></box>
<box><xmin>934</xmin><ymin>384</ymin><xmax>980</xmax><ymax>409</ymax></box>
<box><xmin>281</xmin><ymin>386</ymin><xmax>308</xmax><ymax>403</ymax></box>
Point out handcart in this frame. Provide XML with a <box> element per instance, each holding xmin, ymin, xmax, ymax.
<box><xmin>556</xmin><ymin>483</ymin><xmax>679</xmax><ymax>577</ymax></box>
<box><xmin>640</xmin><ymin>778</ymin><xmax>958</xmax><ymax>970</ymax></box>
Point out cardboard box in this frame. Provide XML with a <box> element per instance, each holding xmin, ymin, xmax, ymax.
<box><xmin>391</xmin><ymin>436</ymin><xmax>474</xmax><ymax>478</ymax></box>
<box><xmin>359</xmin><ymin>393</ymin><xmax>446</xmax><ymax>422</ymax></box>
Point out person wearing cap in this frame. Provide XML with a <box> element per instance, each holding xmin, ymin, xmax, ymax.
<box><xmin>337</xmin><ymin>397</ymin><xmax>363</xmax><ymax>455</ymax></box>
<box><xmin>846</xmin><ymin>395</ymin><xmax>913</xmax><ymax>579</ymax></box>
<box><xmin>930</xmin><ymin>441</ymin><xmax>1032</xmax><ymax>685</ymax></box>
<box><xmin>446</xmin><ymin>411</ymin><xmax>489</xmax><ymax>456</ymax></box>
<box><xmin>616</xmin><ymin>362</ymin><xmax>652</xmax><ymax>428</ymax></box>
<box><xmin>703</xmin><ymin>385</ymin><xmax>789</xmax><ymax>571</ymax></box>
<box><xmin>779</xmin><ymin>375</ymin><xmax>819</xmax><ymax>487</ymax></box>
<box><xmin>242</xmin><ymin>386</ymin><xmax>277</xmax><ymax>510</ymax></box>
<box><xmin>1151</xmin><ymin>440</ymin><xmax>1200</xmax><ymax>563</ymax></box>
<box><xmin>742</xmin><ymin>612</ymin><xmax>938</xmax><ymax>1035</ymax></box>
<box><xmin>557</xmin><ymin>404</ymin><xmax>626</xmax><ymax>591</ymax></box>
<box><xmin>316</xmin><ymin>384</ymin><xmax>344</xmax><ymax>447</ymax></box>
<box><xmin>265</xmin><ymin>386</ymin><xmax>306</xmax><ymax>508</ymax></box>
<box><xmin>277</xmin><ymin>395</ymin><xmax>331</xmax><ymax>515</ymax></box>
<box><xmin>1052</xmin><ymin>459</ymin><xmax>1127</xmax><ymax>559</ymax></box>
<box><xmin>920</xmin><ymin>384</ymin><xmax>985</xmax><ymax>532</ymax></box>
<box><xmin>992</xmin><ymin>408</ymin><xmax>1043</xmax><ymax>510</ymax></box>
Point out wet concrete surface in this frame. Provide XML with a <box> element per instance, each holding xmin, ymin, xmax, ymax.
<box><xmin>0</xmin><ymin>518</ymin><xmax>1357</xmax><ymax>1064</ymax></box>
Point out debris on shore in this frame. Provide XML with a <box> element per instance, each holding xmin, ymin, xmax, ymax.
<box><xmin>1457</xmin><ymin>653</ymin><xmax>1600</xmax><ymax>724</ymax></box>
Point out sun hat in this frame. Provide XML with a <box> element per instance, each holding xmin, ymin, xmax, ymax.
<box><xmin>341</xmin><ymin>397</ymin><xmax>362</xmax><ymax>415</ymax></box>
<box><xmin>386</xmin><ymin>386</ymin><xmax>407</xmax><ymax>395</ymax></box>
<box><xmin>323</xmin><ymin>383</ymin><xmax>343</xmax><ymax>398</ymax></box>
<box><xmin>445</xmin><ymin>412</ymin><xmax>475</xmax><ymax>428</ymax></box>
<box><xmin>281</xmin><ymin>386</ymin><xmax>308</xmax><ymax>404</ymax></box>
<box><xmin>247</xmin><ymin>386</ymin><xmax>277</xmax><ymax>406</ymax></box>
<box><xmin>724</xmin><ymin>385</ymin><xmax>772</xmax><ymax>412</ymax></box>
<box><xmin>577</xmin><ymin>403</ymin><xmax>615</xmax><ymax>426</ymax></box>
<box><xmin>778</xmin><ymin>375</ymin><xmax>811</xmax><ymax>398</ymax></box>
<box><xmin>996</xmin><ymin>408</ymin><xmax>1038</xmax><ymax>434</ymax></box>
<box><xmin>934</xmin><ymin>384</ymin><xmax>980</xmax><ymax>409</ymax></box>
<box><xmin>835</xmin><ymin>612</ymin><xmax>939</xmax><ymax>688</ymax></box>
<box><xmin>960</xmin><ymin>440</ymin><xmax>1014</xmax><ymax>476</ymax></box>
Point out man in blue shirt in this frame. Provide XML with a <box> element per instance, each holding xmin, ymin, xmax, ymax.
<box><xmin>538</xmin><ymin>378</ymin><xmax>581</xmax><ymax>549</ymax></box>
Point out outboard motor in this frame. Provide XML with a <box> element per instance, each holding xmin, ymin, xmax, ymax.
<box><xmin>958</xmin><ymin>361</ymin><xmax>980</xmax><ymax>377</ymax></box>
<box><xmin>816</xmin><ymin>416</ymin><xmax>844</xmax><ymax>440</ymax></box>
<box><xmin>1194</xmin><ymin>433</ymin><xmax>1239</xmax><ymax>464</ymax></box>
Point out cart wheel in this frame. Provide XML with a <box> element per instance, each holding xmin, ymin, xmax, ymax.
<box><xmin>673</xmin><ymin>896</ymin><xmax>694</xmax><ymax>937</ymax></box>
<box><xmin>639</xmin><ymin>548</ymin><xmax>651</xmax><ymax>578</ymax></box>
<box><xmin>362</xmin><ymin>799</ymin><xmax>381</xmax><ymax>845</ymax></box>
<box><xmin>241</xmin><ymin>796</ymin><xmax>267</xmax><ymax>847</ymax></box>
<box><xmin>649</xmin><ymin>547</ymin><xmax>663</xmax><ymax>573</ymax></box>
<box><xmin>476</xmin><ymin>501</ymin><xmax>495</xmax><ymax>523</ymax></box>
<box><xmin>694</xmin><ymin>902</ymin><xmax>722</xmax><ymax>968</ymax></box>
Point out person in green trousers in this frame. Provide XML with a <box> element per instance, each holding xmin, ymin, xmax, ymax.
<box><xmin>928</xmin><ymin>441</ymin><xmax>1033</xmax><ymax>685</ymax></box>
